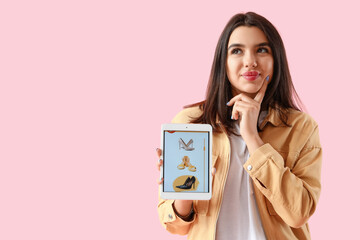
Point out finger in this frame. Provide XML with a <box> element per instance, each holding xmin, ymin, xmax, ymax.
<box><xmin>157</xmin><ymin>177</ymin><xmax>164</xmax><ymax>185</ymax></box>
<box><xmin>211</xmin><ymin>167</ymin><xmax>216</xmax><ymax>176</ymax></box>
<box><xmin>156</xmin><ymin>148</ymin><xmax>162</xmax><ymax>158</ymax></box>
<box><xmin>231</xmin><ymin>103</ymin><xmax>241</xmax><ymax>120</ymax></box>
<box><xmin>227</xmin><ymin>93</ymin><xmax>243</xmax><ymax>106</ymax></box>
<box><xmin>157</xmin><ymin>159</ymin><xmax>163</xmax><ymax>171</ymax></box>
<box><xmin>231</xmin><ymin>101</ymin><xmax>253</xmax><ymax>120</ymax></box>
<box><xmin>234</xmin><ymin>101</ymin><xmax>254</xmax><ymax>109</ymax></box>
<box><xmin>232</xmin><ymin>107</ymin><xmax>243</xmax><ymax>121</ymax></box>
<box><xmin>227</xmin><ymin>93</ymin><xmax>257</xmax><ymax>107</ymax></box>
<box><xmin>254</xmin><ymin>75</ymin><xmax>269</xmax><ymax>103</ymax></box>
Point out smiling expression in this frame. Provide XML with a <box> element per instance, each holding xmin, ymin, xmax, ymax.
<box><xmin>226</xmin><ymin>26</ymin><xmax>274</xmax><ymax>98</ymax></box>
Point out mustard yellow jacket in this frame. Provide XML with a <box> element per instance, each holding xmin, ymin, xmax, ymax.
<box><xmin>158</xmin><ymin>106</ymin><xmax>322</xmax><ymax>240</ymax></box>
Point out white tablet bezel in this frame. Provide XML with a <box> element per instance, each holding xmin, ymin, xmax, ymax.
<box><xmin>160</xmin><ymin>123</ymin><xmax>212</xmax><ymax>200</ymax></box>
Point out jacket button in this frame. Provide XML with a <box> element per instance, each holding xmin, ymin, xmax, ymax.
<box><xmin>247</xmin><ymin>165</ymin><xmax>253</xmax><ymax>171</ymax></box>
<box><xmin>168</xmin><ymin>214</ymin><xmax>173</xmax><ymax>220</ymax></box>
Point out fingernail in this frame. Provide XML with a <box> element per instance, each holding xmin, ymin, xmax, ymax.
<box><xmin>226</xmin><ymin>101</ymin><xmax>230</xmax><ymax>106</ymax></box>
<box><xmin>231</xmin><ymin>115</ymin><xmax>233</xmax><ymax>120</ymax></box>
<box><xmin>266</xmin><ymin>75</ymin><xmax>269</xmax><ymax>81</ymax></box>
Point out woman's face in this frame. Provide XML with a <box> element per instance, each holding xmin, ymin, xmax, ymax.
<box><xmin>226</xmin><ymin>26</ymin><xmax>274</xmax><ymax>98</ymax></box>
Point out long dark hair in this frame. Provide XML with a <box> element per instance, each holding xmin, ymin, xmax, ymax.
<box><xmin>187</xmin><ymin>12</ymin><xmax>303</xmax><ymax>134</ymax></box>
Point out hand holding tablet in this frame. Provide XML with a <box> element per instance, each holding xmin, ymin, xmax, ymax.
<box><xmin>159</xmin><ymin>124</ymin><xmax>212</xmax><ymax>200</ymax></box>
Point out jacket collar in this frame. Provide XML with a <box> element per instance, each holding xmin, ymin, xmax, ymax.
<box><xmin>259</xmin><ymin>105</ymin><xmax>285</xmax><ymax>130</ymax></box>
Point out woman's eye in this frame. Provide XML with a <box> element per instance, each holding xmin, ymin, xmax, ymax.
<box><xmin>231</xmin><ymin>48</ymin><xmax>242</xmax><ymax>54</ymax></box>
<box><xmin>257</xmin><ymin>47</ymin><xmax>269</xmax><ymax>53</ymax></box>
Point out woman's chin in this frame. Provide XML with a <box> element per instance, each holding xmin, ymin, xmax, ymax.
<box><xmin>242</xmin><ymin>87</ymin><xmax>260</xmax><ymax>94</ymax></box>
<box><xmin>238</xmin><ymin>87</ymin><xmax>262</xmax><ymax>98</ymax></box>
<box><xmin>231</xmin><ymin>84</ymin><xmax>262</xmax><ymax>97</ymax></box>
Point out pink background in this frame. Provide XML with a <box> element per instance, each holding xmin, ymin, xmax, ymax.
<box><xmin>1</xmin><ymin>0</ymin><xmax>359</xmax><ymax>239</ymax></box>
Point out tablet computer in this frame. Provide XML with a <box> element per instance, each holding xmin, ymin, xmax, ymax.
<box><xmin>160</xmin><ymin>123</ymin><xmax>212</xmax><ymax>200</ymax></box>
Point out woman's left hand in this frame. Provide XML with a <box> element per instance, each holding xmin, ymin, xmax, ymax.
<box><xmin>227</xmin><ymin>75</ymin><xmax>269</xmax><ymax>153</ymax></box>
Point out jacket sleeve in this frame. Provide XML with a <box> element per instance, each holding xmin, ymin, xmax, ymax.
<box><xmin>157</xmin><ymin>195</ymin><xmax>196</xmax><ymax>235</ymax></box>
<box><xmin>243</xmin><ymin>125</ymin><xmax>322</xmax><ymax>228</ymax></box>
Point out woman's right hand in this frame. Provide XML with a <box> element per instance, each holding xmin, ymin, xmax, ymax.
<box><xmin>156</xmin><ymin>148</ymin><xmax>193</xmax><ymax>217</ymax></box>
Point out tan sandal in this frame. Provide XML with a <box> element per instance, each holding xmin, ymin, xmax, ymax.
<box><xmin>183</xmin><ymin>156</ymin><xmax>196</xmax><ymax>172</ymax></box>
<box><xmin>177</xmin><ymin>157</ymin><xmax>186</xmax><ymax>170</ymax></box>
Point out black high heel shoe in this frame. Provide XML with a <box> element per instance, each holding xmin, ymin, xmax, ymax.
<box><xmin>176</xmin><ymin>176</ymin><xmax>196</xmax><ymax>190</ymax></box>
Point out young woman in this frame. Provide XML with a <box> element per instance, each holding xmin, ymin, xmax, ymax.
<box><xmin>156</xmin><ymin>12</ymin><xmax>322</xmax><ymax>240</ymax></box>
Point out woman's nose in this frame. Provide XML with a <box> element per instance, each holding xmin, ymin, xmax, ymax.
<box><xmin>244</xmin><ymin>52</ymin><xmax>257</xmax><ymax>68</ymax></box>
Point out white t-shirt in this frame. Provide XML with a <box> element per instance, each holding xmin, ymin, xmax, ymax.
<box><xmin>215</xmin><ymin>112</ymin><xmax>268</xmax><ymax>240</ymax></box>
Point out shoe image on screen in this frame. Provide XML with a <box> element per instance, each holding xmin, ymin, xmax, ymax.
<box><xmin>177</xmin><ymin>156</ymin><xmax>196</xmax><ymax>172</ymax></box>
<box><xmin>179</xmin><ymin>138</ymin><xmax>195</xmax><ymax>151</ymax></box>
<box><xmin>173</xmin><ymin>175</ymin><xmax>199</xmax><ymax>192</ymax></box>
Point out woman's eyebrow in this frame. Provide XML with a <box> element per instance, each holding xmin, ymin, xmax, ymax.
<box><xmin>228</xmin><ymin>42</ymin><xmax>270</xmax><ymax>50</ymax></box>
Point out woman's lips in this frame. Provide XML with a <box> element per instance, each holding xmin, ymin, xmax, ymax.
<box><xmin>242</xmin><ymin>71</ymin><xmax>260</xmax><ymax>81</ymax></box>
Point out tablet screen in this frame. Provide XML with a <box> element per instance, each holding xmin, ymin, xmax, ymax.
<box><xmin>163</xmin><ymin>130</ymin><xmax>210</xmax><ymax>193</ymax></box>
